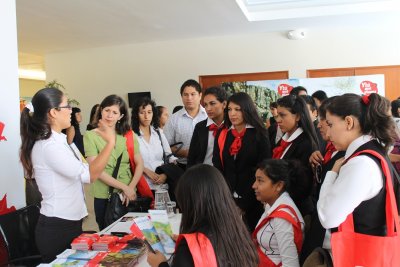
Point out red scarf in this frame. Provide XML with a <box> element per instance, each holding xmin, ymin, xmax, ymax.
<box><xmin>323</xmin><ymin>142</ymin><xmax>337</xmax><ymax>164</ymax></box>
<box><xmin>229</xmin><ymin>128</ymin><xmax>246</xmax><ymax>156</ymax></box>
<box><xmin>209</xmin><ymin>123</ymin><xmax>224</xmax><ymax>137</ymax></box>
<box><xmin>272</xmin><ymin>139</ymin><xmax>292</xmax><ymax>159</ymax></box>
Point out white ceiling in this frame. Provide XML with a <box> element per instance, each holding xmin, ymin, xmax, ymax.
<box><xmin>16</xmin><ymin>0</ymin><xmax>400</xmax><ymax>71</ymax></box>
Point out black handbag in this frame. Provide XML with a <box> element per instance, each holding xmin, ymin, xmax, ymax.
<box><xmin>104</xmin><ymin>153</ymin><xmax>126</xmax><ymax>227</ymax></box>
<box><xmin>104</xmin><ymin>153</ymin><xmax>153</xmax><ymax>227</ymax></box>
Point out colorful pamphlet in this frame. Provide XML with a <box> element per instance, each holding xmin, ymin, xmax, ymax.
<box><xmin>133</xmin><ymin>216</ymin><xmax>166</xmax><ymax>254</ymax></box>
<box><xmin>148</xmin><ymin>209</ymin><xmax>175</xmax><ymax>254</ymax></box>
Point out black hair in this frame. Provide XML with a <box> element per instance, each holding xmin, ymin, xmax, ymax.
<box><xmin>156</xmin><ymin>106</ymin><xmax>166</xmax><ymax>125</ymax></box>
<box><xmin>131</xmin><ymin>97</ymin><xmax>159</xmax><ymax>136</ymax></box>
<box><xmin>290</xmin><ymin>86</ymin><xmax>308</xmax><ymax>96</ymax></box>
<box><xmin>71</xmin><ymin>107</ymin><xmax>81</xmax><ymax>127</ymax></box>
<box><xmin>96</xmin><ymin>95</ymin><xmax>130</xmax><ymax>135</ymax></box>
<box><xmin>312</xmin><ymin>90</ymin><xmax>328</xmax><ymax>102</ymax></box>
<box><xmin>276</xmin><ymin>95</ymin><xmax>319</xmax><ymax>151</ymax></box>
<box><xmin>172</xmin><ymin>105</ymin><xmax>183</xmax><ymax>114</ymax></box>
<box><xmin>257</xmin><ymin>159</ymin><xmax>308</xmax><ymax>205</ymax></box>
<box><xmin>301</xmin><ymin>95</ymin><xmax>318</xmax><ymax>112</ymax></box>
<box><xmin>203</xmin><ymin>86</ymin><xmax>228</xmax><ymax>103</ymax></box>
<box><xmin>180</xmin><ymin>79</ymin><xmax>202</xmax><ymax>95</ymax></box>
<box><xmin>327</xmin><ymin>93</ymin><xmax>397</xmax><ymax>152</ymax></box>
<box><xmin>270</xmin><ymin>102</ymin><xmax>278</xmax><ymax>109</ymax></box>
<box><xmin>225</xmin><ymin>92</ymin><xmax>268</xmax><ymax>140</ymax></box>
<box><xmin>391</xmin><ymin>99</ymin><xmax>400</xmax><ymax>118</ymax></box>
<box><xmin>20</xmin><ymin>87</ymin><xmax>64</xmax><ymax>178</ymax></box>
<box><xmin>175</xmin><ymin>164</ymin><xmax>258</xmax><ymax>266</ymax></box>
<box><xmin>318</xmin><ymin>96</ymin><xmax>337</xmax><ymax>120</ymax></box>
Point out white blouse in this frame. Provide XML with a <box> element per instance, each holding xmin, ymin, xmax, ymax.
<box><xmin>317</xmin><ymin>135</ymin><xmax>383</xmax><ymax>249</ymax></box>
<box><xmin>137</xmin><ymin>127</ymin><xmax>176</xmax><ymax>189</ymax></box>
<box><xmin>32</xmin><ymin>130</ymin><xmax>90</xmax><ymax>220</ymax></box>
<box><xmin>256</xmin><ymin>192</ymin><xmax>305</xmax><ymax>267</ymax></box>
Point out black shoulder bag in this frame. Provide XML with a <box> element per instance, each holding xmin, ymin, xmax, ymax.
<box><xmin>104</xmin><ymin>153</ymin><xmax>126</xmax><ymax>227</ymax></box>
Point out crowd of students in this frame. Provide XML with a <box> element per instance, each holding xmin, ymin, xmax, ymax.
<box><xmin>20</xmin><ymin>81</ymin><xmax>400</xmax><ymax>266</ymax></box>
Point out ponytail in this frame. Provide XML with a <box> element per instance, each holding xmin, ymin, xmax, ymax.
<box><xmin>20</xmin><ymin>88</ymin><xmax>63</xmax><ymax>178</ymax></box>
<box><xmin>327</xmin><ymin>93</ymin><xmax>396</xmax><ymax>152</ymax></box>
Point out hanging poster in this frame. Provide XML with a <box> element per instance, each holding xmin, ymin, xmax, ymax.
<box><xmin>222</xmin><ymin>74</ymin><xmax>385</xmax><ymax>121</ymax></box>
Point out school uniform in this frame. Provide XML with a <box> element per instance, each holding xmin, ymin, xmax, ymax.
<box><xmin>318</xmin><ymin>136</ymin><xmax>393</xmax><ymax>251</ymax></box>
<box><xmin>187</xmin><ymin>118</ymin><xmax>223</xmax><ymax>168</ymax></box>
<box><xmin>274</xmin><ymin>128</ymin><xmax>315</xmax><ymax>216</ymax></box>
<box><xmin>213</xmin><ymin>126</ymin><xmax>271</xmax><ymax>231</ymax></box>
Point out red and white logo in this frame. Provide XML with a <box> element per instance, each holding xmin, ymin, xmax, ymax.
<box><xmin>277</xmin><ymin>84</ymin><xmax>293</xmax><ymax>96</ymax></box>
<box><xmin>360</xmin><ymin>81</ymin><xmax>378</xmax><ymax>95</ymax></box>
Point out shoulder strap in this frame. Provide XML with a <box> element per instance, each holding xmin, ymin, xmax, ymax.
<box><xmin>124</xmin><ymin>130</ymin><xmax>154</xmax><ymax>200</ymax></box>
<box><xmin>108</xmin><ymin>153</ymin><xmax>123</xmax><ymax>196</ymax></box>
<box><xmin>217</xmin><ymin>128</ymin><xmax>228</xmax><ymax>169</ymax></box>
<box><xmin>253</xmin><ymin>204</ymin><xmax>303</xmax><ymax>253</ymax></box>
<box><xmin>176</xmin><ymin>233</ymin><xmax>218</xmax><ymax>267</ymax></box>
<box><xmin>341</xmin><ymin>149</ymin><xmax>399</xmax><ymax>235</ymax></box>
<box><xmin>155</xmin><ymin>129</ymin><xmax>167</xmax><ymax>164</ymax></box>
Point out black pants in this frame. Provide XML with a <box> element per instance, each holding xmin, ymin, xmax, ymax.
<box><xmin>94</xmin><ymin>198</ymin><xmax>108</xmax><ymax>230</ymax></box>
<box><xmin>35</xmin><ymin>214</ymin><xmax>82</xmax><ymax>263</ymax></box>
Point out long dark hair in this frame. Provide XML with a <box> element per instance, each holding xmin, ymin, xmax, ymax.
<box><xmin>327</xmin><ymin>93</ymin><xmax>397</xmax><ymax>152</ymax></box>
<box><xmin>225</xmin><ymin>92</ymin><xmax>268</xmax><ymax>140</ymax></box>
<box><xmin>20</xmin><ymin>87</ymin><xmax>63</xmax><ymax>178</ymax></box>
<box><xmin>131</xmin><ymin>97</ymin><xmax>159</xmax><ymax>136</ymax></box>
<box><xmin>71</xmin><ymin>107</ymin><xmax>81</xmax><ymax>127</ymax></box>
<box><xmin>176</xmin><ymin>164</ymin><xmax>258</xmax><ymax>266</ymax></box>
<box><xmin>96</xmin><ymin>95</ymin><xmax>130</xmax><ymax>135</ymax></box>
<box><xmin>257</xmin><ymin>159</ymin><xmax>308</xmax><ymax>203</ymax></box>
<box><xmin>277</xmin><ymin>95</ymin><xmax>319</xmax><ymax>151</ymax></box>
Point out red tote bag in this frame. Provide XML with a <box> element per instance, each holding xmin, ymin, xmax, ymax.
<box><xmin>331</xmin><ymin>150</ymin><xmax>400</xmax><ymax>267</ymax></box>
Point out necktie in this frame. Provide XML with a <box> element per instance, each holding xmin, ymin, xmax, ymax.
<box><xmin>272</xmin><ymin>139</ymin><xmax>292</xmax><ymax>159</ymax></box>
<box><xmin>209</xmin><ymin>124</ymin><xmax>223</xmax><ymax>137</ymax></box>
<box><xmin>229</xmin><ymin>128</ymin><xmax>246</xmax><ymax>156</ymax></box>
<box><xmin>323</xmin><ymin>142</ymin><xmax>337</xmax><ymax>164</ymax></box>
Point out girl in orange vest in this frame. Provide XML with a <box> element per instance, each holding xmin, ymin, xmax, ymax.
<box><xmin>253</xmin><ymin>159</ymin><xmax>305</xmax><ymax>267</ymax></box>
<box><xmin>147</xmin><ymin>164</ymin><xmax>259</xmax><ymax>267</ymax></box>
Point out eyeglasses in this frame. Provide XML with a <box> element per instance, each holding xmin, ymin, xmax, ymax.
<box><xmin>55</xmin><ymin>104</ymin><xmax>72</xmax><ymax>111</ymax></box>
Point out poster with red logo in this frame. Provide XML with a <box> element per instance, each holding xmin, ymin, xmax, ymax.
<box><xmin>221</xmin><ymin>74</ymin><xmax>384</xmax><ymax>122</ymax></box>
<box><xmin>360</xmin><ymin>80</ymin><xmax>379</xmax><ymax>95</ymax></box>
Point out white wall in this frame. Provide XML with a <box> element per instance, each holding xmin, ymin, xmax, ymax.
<box><xmin>0</xmin><ymin>0</ymin><xmax>25</xmax><ymax>208</ymax></box>
<box><xmin>46</xmin><ymin>27</ymin><xmax>400</xmax><ymax>130</ymax></box>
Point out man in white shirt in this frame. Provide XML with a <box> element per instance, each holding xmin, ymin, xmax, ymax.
<box><xmin>164</xmin><ymin>79</ymin><xmax>207</xmax><ymax>168</ymax></box>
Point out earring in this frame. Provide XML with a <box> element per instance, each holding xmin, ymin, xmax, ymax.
<box><xmin>117</xmin><ymin>120</ymin><xmax>120</xmax><ymax>124</ymax></box>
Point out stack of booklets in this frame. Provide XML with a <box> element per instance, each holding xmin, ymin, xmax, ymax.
<box><xmin>92</xmin><ymin>235</ymin><xmax>119</xmax><ymax>251</ymax></box>
<box><xmin>53</xmin><ymin>244</ymin><xmax>146</xmax><ymax>266</ymax></box>
<box><xmin>71</xmin><ymin>233</ymin><xmax>100</xmax><ymax>251</ymax></box>
<box><xmin>52</xmin><ymin>249</ymin><xmax>99</xmax><ymax>266</ymax></box>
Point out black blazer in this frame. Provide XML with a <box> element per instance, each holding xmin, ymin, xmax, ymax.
<box><xmin>280</xmin><ymin>132</ymin><xmax>315</xmax><ymax>215</ymax></box>
<box><xmin>187</xmin><ymin>119</ymin><xmax>209</xmax><ymax>168</ymax></box>
<box><xmin>213</xmin><ymin>128</ymin><xmax>271</xmax><ymax>210</ymax></box>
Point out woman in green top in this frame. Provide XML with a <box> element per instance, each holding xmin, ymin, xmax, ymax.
<box><xmin>84</xmin><ymin>94</ymin><xmax>144</xmax><ymax>230</ymax></box>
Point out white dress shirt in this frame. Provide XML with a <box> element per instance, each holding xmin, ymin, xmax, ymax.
<box><xmin>317</xmin><ymin>135</ymin><xmax>383</xmax><ymax>249</ymax></box>
<box><xmin>164</xmin><ymin>105</ymin><xmax>207</xmax><ymax>164</ymax></box>
<box><xmin>203</xmin><ymin>118</ymin><xmax>223</xmax><ymax>166</ymax></box>
<box><xmin>32</xmin><ymin>130</ymin><xmax>90</xmax><ymax>220</ymax></box>
<box><xmin>256</xmin><ymin>192</ymin><xmax>305</xmax><ymax>267</ymax></box>
<box><xmin>137</xmin><ymin>127</ymin><xmax>176</xmax><ymax>189</ymax></box>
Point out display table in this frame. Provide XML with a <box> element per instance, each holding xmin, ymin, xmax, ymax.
<box><xmin>43</xmin><ymin>212</ymin><xmax>181</xmax><ymax>267</ymax></box>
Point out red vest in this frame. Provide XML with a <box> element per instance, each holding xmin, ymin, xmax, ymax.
<box><xmin>175</xmin><ymin>233</ymin><xmax>217</xmax><ymax>267</ymax></box>
<box><xmin>252</xmin><ymin>204</ymin><xmax>303</xmax><ymax>267</ymax></box>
